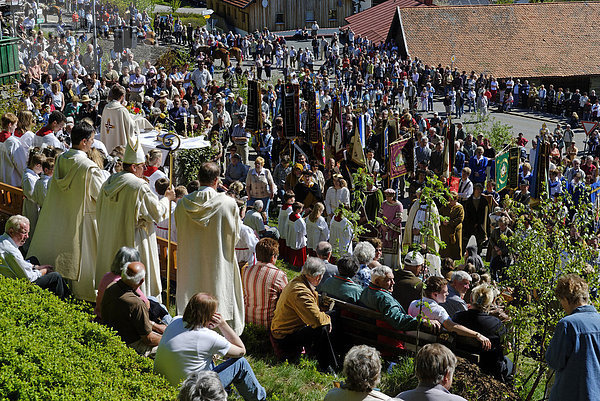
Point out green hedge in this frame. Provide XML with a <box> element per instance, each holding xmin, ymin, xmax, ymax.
<box><xmin>0</xmin><ymin>277</ymin><xmax>178</xmax><ymax>401</ymax></box>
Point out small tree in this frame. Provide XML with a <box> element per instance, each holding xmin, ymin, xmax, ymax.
<box><xmin>465</xmin><ymin>113</ymin><xmax>514</xmax><ymax>151</ymax></box>
<box><xmin>503</xmin><ymin>192</ymin><xmax>598</xmax><ymax>400</ymax></box>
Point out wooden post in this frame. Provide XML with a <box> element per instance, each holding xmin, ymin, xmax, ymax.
<box><xmin>161</xmin><ymin>134</ymin><xmax>181</xmax><ymax>311</ymax></box>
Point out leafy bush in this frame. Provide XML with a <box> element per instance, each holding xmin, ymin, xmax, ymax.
<box><xmin>155</xmin><ymin>48</ymin><xmax>196</xmax><ymax>72</ymax></box>
<box><xmin>157</xmin><ymin>13</ymin><xmax>208</xmax><ymax>28</ymax></box>
<box><xmin>0</xmin><ymin>277</ymin><xmax>178</xmax><ymax>401</ymax></box>
<box><xmin>174</xmin><ymin>147</ymin><xmax>217</xmax><ymax>186</ymax></box>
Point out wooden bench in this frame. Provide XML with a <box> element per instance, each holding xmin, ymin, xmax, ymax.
<box><xmin>324</xmin><ymin>296</ymin><xmax>481</xmax><ymax>363</ymax></box>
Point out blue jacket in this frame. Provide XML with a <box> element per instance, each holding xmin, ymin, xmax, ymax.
<box><xmin>454</xmin><ymin>151</ymin><xmax>466</xmax><ymax>175</ymax></box>
<box><xmin>546</xmin><ymin>305</ymin><xmax>600</xmax><ymax>401</ymax></box>
<box><xmin>468</xmin><ymin>155</ymin><xmax>489</xmax><ymax>184</ymax></box>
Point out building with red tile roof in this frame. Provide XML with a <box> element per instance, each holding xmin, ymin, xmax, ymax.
<box><xmin>344</xmin><ymin>0</ymin><xmax>430</xmax><ymax>44</ymax></box>
<box><xmin>390</xmin><ymin>2</ymin><xmax>600</xmax><ymax>82</ymax></box>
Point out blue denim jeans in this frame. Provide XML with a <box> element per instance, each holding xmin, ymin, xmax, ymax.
<box><xmin>248</xmin><ymin>197</ymin><xmax>271</xmax><ymax>214</ymax></box>
<box><xmin>213</xmin><ymin>358</ymin><xmax>266</xmax><ymax>401</ymax></box>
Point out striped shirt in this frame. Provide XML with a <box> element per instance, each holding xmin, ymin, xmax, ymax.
<box><xmin>242</xmin><ymin>262</ymin><xmax>288</xmax><ymax>329</ymax></box>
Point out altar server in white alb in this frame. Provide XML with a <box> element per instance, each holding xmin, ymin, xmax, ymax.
<box><xmin>95</xmin><ymin>141</ymin><xmax>175</xmax><ymax>301</ymax></box>
<box><xmin>144</xmin><ymin>149</ymin><xmax>168</xmax><ymax>196</ymax></box>
<box><xmin>175</xmin><ymin>162</ymin><xmax>245</xmax><ymax>335</ymax></box>
<box><xmin>28</xmin><ymin>122</ymin><xmax>104</xmax><ymax>301</ymax></box>
<box><xmin>0</xmin><ymin>113</ymin><xmax>27</xmax><ymax>187</ymax></box>
<box><xmin>100</xmin><ymin>84</ymin><xmax>139</xmax><ymax>153</ymax></box>
<box><xmin>330</xmin><ymin>208</ymin><xmax>354</xmax><ymax>257</ymax></box>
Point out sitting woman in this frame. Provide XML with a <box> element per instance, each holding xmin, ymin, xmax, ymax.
<box><xmin>408</xmin><ymin>276</ymin><xmax>491</xmax><ymax>351</ymax></box>
<box><xmin>452</xmin><ymin>284</ymin><xmax>514</xmax><ymax>382</ymax></box>
<box><xmin>154</xmin><ymin>293</ymin><xmax>266</xmax><ymax>401</ymax></box>
<box><xmin>95</xmin><ymin>246</ymin><xmax>148</xmax><ymax>320</ymax></box>
<box><xmin>324</xmin><ymin>345</ymin><xmax>390</xmax><ymax>401</ymax></box>
<box><xmin>95</xmin><ymin>247</ymin><xmax>171</xmax><ymax>326</ymax></box>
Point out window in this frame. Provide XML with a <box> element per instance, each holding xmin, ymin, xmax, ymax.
<box><xmin>328</xmin><ymin>9</ymin><xmax>337</xmax><ymax>21</ymax></box>
<box><xmin>305</xmin><ymin>10</ymin><xmax>315</xmax><ymax>22</ymax></box>
<box><xmin>276</xmin><ymin>13</ymin><xmax>284</xmax><ymax>24</ymax></box>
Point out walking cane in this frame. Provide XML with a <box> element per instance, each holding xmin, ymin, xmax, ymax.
<box><xmin>161</xmin><ymin>133</ymin><xmax>181</xmax><ymax>311</ymax></box>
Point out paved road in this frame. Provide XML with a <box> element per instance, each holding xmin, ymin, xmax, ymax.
<box><xmin>153</xmin><ymin>5</ymin><xmax>207</xmax><ymax>14</ymax></box>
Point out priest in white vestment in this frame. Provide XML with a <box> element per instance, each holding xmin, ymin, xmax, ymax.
<box><xmin>403</xmin><ymin>195</ymin><xmax>441</xmax><ymax>254</ymax></box>
<box><xmin>27</xmin><ymin>122</ymin><xmax>104</xmax><ymax>301</ymax></box>
<box><xmin>95</xmin><ymin>140</ymin><xmax>174</xmax><ymax>301</ymax></box>
<box><xmin>100</xmin><ymin>84</ymin><xmax>139</xmax><ymax>154</ymax></box>
<box><xmin>175</xmin><ymin>162</ymin><xmax>245</xmax><ymax>335</ymax></box>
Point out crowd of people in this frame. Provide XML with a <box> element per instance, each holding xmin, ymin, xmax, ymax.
<box><xmin>3</xmin><ymin>4</ymin><xmax>600</xmax><ymax>400</ymax></box>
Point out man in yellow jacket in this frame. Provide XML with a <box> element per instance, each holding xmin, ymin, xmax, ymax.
<box><xmin>270</xmin><ymin>257</ymin><xmax>338</xmax><ymax>372</ymax></box>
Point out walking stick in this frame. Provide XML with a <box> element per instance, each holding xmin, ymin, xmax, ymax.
<box><xmin>161</xmin><ymin>133</ymin><xmax>181</xmax><ymax>311</ymax></box>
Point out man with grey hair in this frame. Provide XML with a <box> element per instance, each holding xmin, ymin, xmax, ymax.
<box><xmin>440</xmin><ymin>270</ymin><xmax>472</xmax><ymax>319</ymax></box>
<box><xmin>101</xmin><ymin>261</ymin><xmax>163</xmax><ymax>357</ymax></box>
<box><xmin>243</xmin><ymin>200</ymin><xmax>279</xmax><ymax>239</ymax></box>
<box><xmin>352</xmin><ymin>241</ymin><xmax>376</xmax><ymax>288</ymax></box>
<box><xmin>397</xmin><ymin>343</ymin><xmax>466</xmax><ymax>400</ymax></box>
<box><xmin>0</xmin><ymin>215</ymin><xmax>70</xmax><ymax>299</ymax></box>
<box><xmin>271</xmin><ymin>257</ymin><xmax>339</xmax><ymax>371</ymax></box>
<box><xmin>360</xmin><ymin>265</ymin><xmax>440</xmax><ymax>332</ymax></box>
<box><xmin>315</xmin><ymin>241</ymin><xmax>337</xmax><ymax>284</ymax></box>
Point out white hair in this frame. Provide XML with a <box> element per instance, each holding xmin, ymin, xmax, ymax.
<box><xmin>371</xmin><ymin>265</ymin><xmax>393</xmax><ymax>281</ymax></box>
<box><xmin>121</xmin><ymin>262</ymin><xmax>145</xmax><ymax>286</ymax></box>
<box><xmin>253</xmin><ymin>200</ymin><xmax>263</xmax><ymax>211</ymax></box>
<box><xmin>353</xmin><ymin>242</ymin><xmax>376</xmax><ymax>264</ymax></box>
<box><xmin>301</xmin><ymin>257</ymin><xmax>326</xmax><ymax>277</ymax></box>
<box><xmin>178</xmin><ymin>371</ymin><xmax>227</xmax><ymax>401</ymax></box>
<box><xmin>451</xmin><ymin>270</ymin><xmax>472</xmax><ymax>283</ymax></box>
<box><xmin>5</xmin><ymin>215</ymin><xmax>29</xmax><ymax>233</ymax></box>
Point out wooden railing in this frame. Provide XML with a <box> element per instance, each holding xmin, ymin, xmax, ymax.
<box><xmin>0</xmin><ymin>182</ymin><xmax>23</xmax><ymax>218</ymax></box>
<box><xmin>157</xmin><ymin>236</ymin><xmax>177</xmax><ymax>283</ymax></box>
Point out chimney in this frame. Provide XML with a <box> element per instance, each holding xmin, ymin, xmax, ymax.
<box><xmin>421</xmin><ymin>0</ymin><xmax>433</xmax><ymax>5</ymax></box>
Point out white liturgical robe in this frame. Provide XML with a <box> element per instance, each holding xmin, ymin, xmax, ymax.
<box><xmin>95</xmin><ymin>171</ymin><xmax>170</xmax><ymax>301</ymax></box>
<box><xmin>329</xmin><ymin>216</ymin><xmax>354</xmax><ymax>257</ymax></box>
<box><xmin>175</xmin><ymin>186</ymin><xmax>245</xmax><ymax>335</ymax></box>
<box><xmin>100</xmin><ymin>100</ymin><xmax>139</xmax><ymax>153</ymax></box>
<box><xmin>28</xmin><ymin>149</ymin><xmax>104</xmax><ymax>302</ymax></box>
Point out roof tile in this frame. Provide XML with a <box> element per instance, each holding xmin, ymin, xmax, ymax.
<box><xmin>345</xmin><ymin>0</ymin><xmax>427</xmax><ymax>44</ymax></box>
<box><xmin>398</xmin><ymin>2</ymin><xmax>600</xmax><ymax>77</ymax></box>
<box><xmin>221</xmin><ymin>0</ymin><xmax>254</xmax><ymax>9</ymax></box>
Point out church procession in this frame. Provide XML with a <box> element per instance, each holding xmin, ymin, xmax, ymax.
<box><xmin>4</xmin><ymin>0</ymin><xmax>600</xmax><ymax>399</ymax></box>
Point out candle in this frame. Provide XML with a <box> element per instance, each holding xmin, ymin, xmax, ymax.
<box><xmin>183</xmin><ymin>112</ymin><xmax>188</xmax><ymax>136</ymax></box>
<box><xmin>190</xmin><ymin>115</ymin><xmax>195</xmax><ymax>136</ymax></box>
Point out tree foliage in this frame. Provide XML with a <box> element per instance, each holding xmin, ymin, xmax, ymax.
<box><xmin>465</xmin><ymin>113</ymin><xmax>515</xmax><ymax>151</ymax></box>
<box><xmin>502</xmin><ymin>191</ymin><xmax>599</xmax><ymax>400</ymax></box>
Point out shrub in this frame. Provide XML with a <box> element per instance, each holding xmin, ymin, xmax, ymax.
<box><xmin>0</xmin><ymin>277</ymin><xmax>178</xmax><ymax>401</ymax></box>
